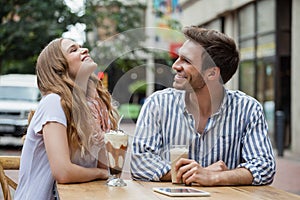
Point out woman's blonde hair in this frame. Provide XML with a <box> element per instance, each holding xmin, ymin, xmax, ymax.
<box><xmin>36</xmin><ymin>38</ymin><xmax>118</xmax><ymax>155</ymax></box>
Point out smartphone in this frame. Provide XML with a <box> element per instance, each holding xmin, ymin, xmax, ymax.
<box><xmin>153</xmin><ymin>187</ymin><xmax>210</xmax><ymax>197</ymax></box>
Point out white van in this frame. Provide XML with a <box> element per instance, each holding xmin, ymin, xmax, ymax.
<box><xmin>0</xmin><ymin>74</ymin><xmax>40</xmax><ymax>141</ymax></box>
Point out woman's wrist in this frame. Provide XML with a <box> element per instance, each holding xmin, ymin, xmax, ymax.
<box><xmin>97</xmin><ymin>168</ymin><xmax>109</xmax><ymax>179</ymax></box>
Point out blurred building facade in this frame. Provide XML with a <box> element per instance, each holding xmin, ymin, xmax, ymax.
<box><xmin>176</xmin><ymin>0</ymin><xmax>299</xmax><ymax>155</ymax></box>
<box><xmin>88</xmin><ymin>0</ymin><xmax>300</xmax><ymax>153</ymax></box>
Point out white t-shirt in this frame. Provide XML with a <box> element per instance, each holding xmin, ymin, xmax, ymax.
<box><xmin>14</xmin><ymin>93</ymin><xmax>98</xmax><ymax>200</ymax></box>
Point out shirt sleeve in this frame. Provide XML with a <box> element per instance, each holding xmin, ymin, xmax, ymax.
<box><xmin>33</xmin><ymin>93</ymin><xmax>67</xmax><ymax>135</ymax></box>
<box><xmin>130</xmin><ymin>97</ymin><xmax>171</xmax><ymax>181</ymax></box>
<box><xmin>237</xmin><ymin>104</ymin><xmax>276</xmax><ymax>185</ymax></box>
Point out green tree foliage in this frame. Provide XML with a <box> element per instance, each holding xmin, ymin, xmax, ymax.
<box><xmin>0</xmin><ymin>0</ymin><xmax>80</xmax><ymax>74</ymax></box>
<box><xmin>83</xmin><ymin>0</ymin><xmax>147</xmax><ymax>72</ymax></box>
<box><xmin>84</xmin><ymin>0</ymin><xmax>146</xmax><ymax>42</ymax></box>
<box><xmin>1</xmin><ymin>0</ymin><xmax>178</xmax><ymax>75</ymax></box>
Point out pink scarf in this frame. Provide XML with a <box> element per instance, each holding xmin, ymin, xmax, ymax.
<box><xmin>87</xmin><ymin>94</ymin><xmax>110</xmax><ymax>146</ymax></box>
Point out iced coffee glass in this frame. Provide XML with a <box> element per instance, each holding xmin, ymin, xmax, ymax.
<box><xmin>104</xmin><ymin>130</ymin><xmax>128</xmax><ymax>187</ymax></box>
<box><xmin>170</xmin><ymin>145</ymin><xmax>189</xmax><ymax>184</ymax></box>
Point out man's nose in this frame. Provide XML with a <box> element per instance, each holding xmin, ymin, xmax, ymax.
<box><xmin>172</xmin><ymin>59</ymin><xmax>182</xmax><ymax>71</ymax></box>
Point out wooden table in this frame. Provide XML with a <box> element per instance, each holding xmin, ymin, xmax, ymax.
<box><xmin>57</xmin><ymin>180</ymin><xmax>300</xmax><ymax>200</ymax></box>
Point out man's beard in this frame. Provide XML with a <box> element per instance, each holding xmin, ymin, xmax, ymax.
<box><xmin>173</xmin><ymin>75</ymin><xmax>206</xmax><ymax>93</ymax></box>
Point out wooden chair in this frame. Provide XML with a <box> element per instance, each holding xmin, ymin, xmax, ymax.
<box><xmin>0</xmin><ymin>156</ymin><xmax>20</xmax><ymax>200</ymax></box>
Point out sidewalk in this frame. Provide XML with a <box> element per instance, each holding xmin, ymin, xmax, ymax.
<box><xmin>271</xmin><ymin>151</ymin><xmax>300</xmax><ymax>195</ymax></box>
<box><xmin>120</xmin><ymin>123</ymin><xmax>300</xmax><ymax>196</ymax></box>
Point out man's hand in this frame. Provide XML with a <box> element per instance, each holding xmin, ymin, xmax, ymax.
<box><xmin>175</xmin><ymin>158</ymin><xmax>220</xmax><ymax>186</ymax></box>
<box><xmin>204</xmin><ymin>160</ymin><xmax>228</xmax><ymax>172</ymax></box>
<box><xmin>175</xmin><ymin>158</ymin><xmax>253</xmax><ymax>186</ymax></box>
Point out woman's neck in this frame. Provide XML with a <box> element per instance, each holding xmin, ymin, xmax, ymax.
<box><xmin>74</xmin><ymin>76</ymin><xmax>90</xmax><ymax>95</ymax></box>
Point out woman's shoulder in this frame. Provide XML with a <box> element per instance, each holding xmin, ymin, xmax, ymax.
<box><xmin>40</xmin><ymin>93</ymin><xmax>61</xmax><ymax>104</ymax></box>
<box><xmin>34</xmin><ymin>93</ymin><xmax>66</xmax><ymax>123</ymax></box>
<box><xmin>37</xmin><ymin>93</ymin><xmax>63</xmax><ymax>111</ymax></box>
<box><xmin>42</xmin><ymin>93</ymin><xmax>61</xmax><ymax>100</ymax></box>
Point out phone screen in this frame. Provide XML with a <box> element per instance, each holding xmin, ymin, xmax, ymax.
<box><xmin>161</xmin><ymin>188</ymin><xmax>205</xmax><ymax>193</ymax></box>
<box><xmin>153</xmin><ymin>187</ymin><xmax>210</xmax><ymax>197</ymax></box>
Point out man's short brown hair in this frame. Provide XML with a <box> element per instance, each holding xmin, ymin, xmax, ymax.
<box><xmin>183</xmin><ymin>26</ymin><xmax>240</xmax><ymax>84</ymax></box>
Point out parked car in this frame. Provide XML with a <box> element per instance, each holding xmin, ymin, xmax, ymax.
<box><xmin>0</xmin><ymin>74</ymin><xmax>40</xmax><ymax>138</ymax></box>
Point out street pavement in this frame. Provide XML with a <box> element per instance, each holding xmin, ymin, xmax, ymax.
<box><xmin>271</xmin><ymin>150</ymin><xmax>300</xmax><ymax>195</ymax></box>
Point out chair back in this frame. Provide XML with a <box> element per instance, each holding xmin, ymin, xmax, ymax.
<box><xmin>0</xmin><ymin>156</ymin><xmax>20</xmax><ymax>200</ymax></box>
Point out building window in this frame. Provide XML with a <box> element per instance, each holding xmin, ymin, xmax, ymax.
<box><xmin>239</xmin><ymin>61</ymin><xmax>255</xmax><ymax>97</ymax></box>
<box><xmin>239</xmin><ymin>4</ymin><xmax>255</xmax><ymax>39</ymax></box>
<box><xmin>238</xmin><ymin>0</ymin><xmax>276</xmax><ymax>136</ymax></box>
<box><xmin>203</xmin><ymin>18</ymin><xmax>223</xmax><ymax>32</ymax></box>
<box><xmin>238</xmin><ymin>0</ymin><xmax>275</xmax><ymax>99</ymax></box>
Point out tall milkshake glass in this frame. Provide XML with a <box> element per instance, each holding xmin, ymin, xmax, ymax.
<box><xmin>104</xmin><ymin>130</ymin><xmax>128</xmax><ymax>187</ymax></box>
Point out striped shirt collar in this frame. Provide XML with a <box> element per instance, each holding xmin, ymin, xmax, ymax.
<box><xmin>181</xmin><ymin>87</ymin><xmax>228</xmax><ymax>118</ymax></box>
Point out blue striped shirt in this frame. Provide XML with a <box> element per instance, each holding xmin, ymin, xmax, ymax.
<box><xmin>130</xmin><ymin>88</ymin><xmax>276</xmax><ymax>185</ymax></box>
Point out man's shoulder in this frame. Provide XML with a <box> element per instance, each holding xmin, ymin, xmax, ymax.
<box><xmin>227</xmin><ymin>90</ymin><xmax>255</xmax><ymax>100</ymax></box>
<box><xmin>149</xmin><ymin>88</ymin><xmax>184</xmax><ymax>98</ymax></box>
<box><xmin>226</xmin><ymin>90</ymin><xmax>262</xmax><ymax>107</ymax></box>
<box><xmin>143</xmin><ymin>88</ymin><xmax>184</xmax><ymax>106</ymax></box>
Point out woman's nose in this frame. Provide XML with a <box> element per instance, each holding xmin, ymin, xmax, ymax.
<box><xmin>80</xmin><ymin>47</ymin><xmax>89</xmax><ymax>54</ymax></box>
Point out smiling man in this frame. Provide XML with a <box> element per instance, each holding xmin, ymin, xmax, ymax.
<box><xmin>130</xmin><ymin>26</ymin><xmax>276</xmax><ymax>186</ymax></box>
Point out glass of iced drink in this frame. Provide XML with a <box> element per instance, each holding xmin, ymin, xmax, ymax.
<box><xmin>104</xmin><ymin>130</ymin><xmax>128</xmax><ymax>187</ymax></box>
<box><xmin>170</xmin><ymin>145</ymin><xmax>189</xmax><ymax>184</ymax></box>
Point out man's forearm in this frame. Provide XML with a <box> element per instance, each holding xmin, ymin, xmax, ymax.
<box><xmin>214</xmin><ymin>167</ymin><xmax>253</xmax><ymax>186</ymax></box>
<box><xmin>160</xmin><ymin>171</ymin><xmax>171</xmax><ymax>181</ymax></box>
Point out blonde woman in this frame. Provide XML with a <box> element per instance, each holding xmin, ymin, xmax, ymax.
<box><xmin>15</xmin><ymin>38</ymin><xmax>118</xmax><ymax>200</ymax></box>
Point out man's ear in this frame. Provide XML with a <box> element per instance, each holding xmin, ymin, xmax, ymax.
<box><xmin>207</xmin><ymin>67</ymin><xmax>220</xmax><ymax>80</ymax></box>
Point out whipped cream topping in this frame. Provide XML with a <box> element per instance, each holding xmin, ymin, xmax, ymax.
<box><xmin>104</xmin><ymin>130</ymin><xmax>128</xmax><ymax>149</ymax></box>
